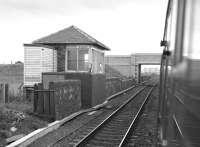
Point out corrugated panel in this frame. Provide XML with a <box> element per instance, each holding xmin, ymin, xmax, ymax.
<box><xmin>24</xmin><ymin>46</ymin><xmax>42</xmax><ymax>86</ymax></box>
<box><xmin>24</xmin><ymin>46</ymin><xmax>57</xmax><ymax>86</ymax></box>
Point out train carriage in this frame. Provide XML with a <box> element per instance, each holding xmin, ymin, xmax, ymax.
<box><xmin>159</xmin><ymin>0</ymin><xmax>200</xmax><ymax>146</ymax></box>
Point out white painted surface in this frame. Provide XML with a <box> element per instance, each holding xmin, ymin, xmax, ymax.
<box><xmin>24</xmin><ymin>46</ymin><xmax>57</xmax><ymax>86</ymax></box>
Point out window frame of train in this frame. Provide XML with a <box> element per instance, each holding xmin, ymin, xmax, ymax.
<box><xmin>159</xmin><ymin>0</ymin><xmax>179</xmax><ymax>146</ymax></box>
<box><xmin>170</xmin><ymin>0</ymin><xmax>188</xmax><ymax>146</ymax></box>
<box><xmin>161</xmin><ymin>0</ymin><xmax>200</xmax><ymax>147</ymax></box>
<box><xmin>158</xmin><ymin>0</ymin><xmax>191</xmax><ymax>146</ymax></box>
<box><xmin>183</xmin><ymin>0</ymin><xmax>200</xmax><ymax>60</ymax></box>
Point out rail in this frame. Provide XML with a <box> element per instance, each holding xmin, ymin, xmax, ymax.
<box><xmin>74</xmin><ymin>85</ymin><xmax>154</xmax><ymax>146</ymax></box>
<box><xmin>119</xmin><ymin>86</ymin><xmax>154</xmax><ymax>146</ymax></box>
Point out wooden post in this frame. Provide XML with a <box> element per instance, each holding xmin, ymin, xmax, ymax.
<box><xmin>49</xmin><ymin>82</ymin><xmax>55</xmax><ymax>119</ymax></box>
<box><xmin>0</xmin><ymin>84</ymin><xmax>8</xmax><ymax>104</ymax></box>
<box><xmin>33</xmin><ymin>84</ymin><xmax>38</xmax><ymax>113</ymax></box>
<box><xmin>5</xmin><ymin>84</ymin><xmax>9</xmax><ymax>103</ymax></box>
<box><xmin>43</xmin><ymin>91</ymin><xmax>50</xmax><ymax>115</ymax></box>
<box><xmin>0</xmin><ymin>84</ymin><xmax>4</xmax><ymax>103</ymax></box>
<box><xmin>36</xmin><ymin>83</ymin><xmax>44</xmax><ymax>114</ymax></box>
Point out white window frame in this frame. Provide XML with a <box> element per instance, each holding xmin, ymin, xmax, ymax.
<box><xmin>65</xmin><ymin>47</ymin><xmax>91</xmax><ymax>72</ymax></box>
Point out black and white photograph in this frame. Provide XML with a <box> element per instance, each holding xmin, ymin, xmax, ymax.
<box><xmin>0</xmin><ymin>0</ymin><xmax>200</xmax><ymax>146</ymax></box>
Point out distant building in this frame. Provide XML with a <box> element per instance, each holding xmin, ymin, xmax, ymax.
<box><xmin>24</xmin><ymin>25</ymin><xmax>110</xmax><ymax>86</ymax></box>
<box><xmin>142</xmin><ymin>67</ymin><xmax>160</xmax><ymax>75</ymax></box>
<box><xmin>15</xmin><ymin>61</ymin><xmax>23</xmax><ymax>65</ymax></box>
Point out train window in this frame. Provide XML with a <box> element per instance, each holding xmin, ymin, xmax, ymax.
<box><xmin>181</xmin><ymin>0</ymin><xmax>200</xmax><ymax>97</ymax></box>
<box><xmin>167</xmin><ymin>0</ymin><xmax>178</xmax><ymax>52</ymax></box>
<box><xmin>183</xmin><ymin>0</ymin><xmax>200</xmax><ymax>59</ymax></box>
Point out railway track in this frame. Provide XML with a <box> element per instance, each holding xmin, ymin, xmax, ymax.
<box><xmin>74</xmin><ymin>87</ymin><xmax>154</xmax><ymax>147</ymax></box>
<box><xmin>120</xmin><ymin>87</ymin><xmax>158</xmax><ymax>147</ymax></box>
<box><xmin>52</xmin><ymin>83</ymin><xmax>155</xmax><ymax>147</ymax></box>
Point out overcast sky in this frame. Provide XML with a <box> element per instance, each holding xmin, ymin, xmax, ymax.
<box><xmin>0</xmin><ymin>0</ymin><xmax>168</xmax><ymax>63</ymax></box>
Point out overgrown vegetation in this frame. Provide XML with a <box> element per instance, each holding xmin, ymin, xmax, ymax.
<box><xmin>0</xmin><ymin>101</ymin><xmax>48</xmax><ymax>146</ymax></box>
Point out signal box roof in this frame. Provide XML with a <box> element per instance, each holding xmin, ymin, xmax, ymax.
<box><xmin>33</xmin><ymin>25</ymin><xmax>110</xmax><ymax>51</ymax></box>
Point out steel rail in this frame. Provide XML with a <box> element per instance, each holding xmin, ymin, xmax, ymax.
<box><xmin>106</xmin><ymin>80</ymin><xmax>148</xmax><ymax>101</ymax></box>
<box><xmin>118</xmin><ymin>86</ymin><xmax>154</xmax><ymax>147</ymax></box>
<box><xmin>48</xmin><ymin>83</ymin><xmax>147</xmax><ymax>147</ymax></box>
<box><xmin>74</xmin><ymin>86</ymin><xmax>148</xmax><ymax>147</ymax></box>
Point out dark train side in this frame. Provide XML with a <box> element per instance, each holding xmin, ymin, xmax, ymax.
<box><xmin>158</xmin><ymin>0</ymin><xmax>200</xmax><ymax>147</ymax></box>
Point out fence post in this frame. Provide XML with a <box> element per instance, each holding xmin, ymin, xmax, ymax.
<box><xmin>43</xmin><ymin>90</ymin><xmax>50</xmax><ymax>115</ymax></box>
<box><xmin>0</xmin><ymin>84</ymin><xmax>5</xmax><ymax>103</ymax></box>
<box><xmin>36</xmin><ymin>83</ymin><xmax>44</xmax><ymax>114</ymax></box>
<box><xmin>33</xmin><ymin>84</ymin><xmax>38</xmax><ymax>113</ymax></box>
<box><xmin>5</xmin><ymin>84</ymin><xmax>9</xmax><ymax>103</ymax></box>
<box><xmin>0</xmin><ymin>83</ymin><xmax>9</xmax><ymax>104</ymax></box>
<box><xmin>49</xmin><ymin>82</ymin><xmax>55</xmax><ymax>119</ymax></box>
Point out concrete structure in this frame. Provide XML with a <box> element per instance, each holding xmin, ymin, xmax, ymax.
<box><xmin>105</xmin><ymin>53</ymin><xmax>161</xmax><ymax>82</ymax></box>
<box><xmin>42</xmin><ymin>72</ymin><xmax>106</xmax><ymax>109</ymax></box>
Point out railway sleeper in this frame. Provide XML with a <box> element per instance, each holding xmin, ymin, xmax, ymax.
<box><xmin>93</xmin><ymin>136</ymin><xmax>123</xmax><ymax>142</ymax></box>
<box><xmin>92</xmin><ymin>133</ymin><xmax>124</xmax><ymax>139</ymax></box>
<box><xmin>86</xmin><ymin>138</ymin><xmax>120</xmax><ymax>146</ymax></box>
<box><xmin>102</xmin><ymin>125</ymin><xmax>129</xmax><ymax>130</ymax></box>
<box><xmin>94</xmin><ymin>134</ymin><xmax>123</xmax><ymax>139</ymax></box>
<box><xmin>96</xmin><ymin>130</ymin><xmax>125</xmax><ymax>135</ymax></box>
<box><xmin>99</xmin><ymin>128</ymin><xmax>127</xmax><ymax>134</ymax></box>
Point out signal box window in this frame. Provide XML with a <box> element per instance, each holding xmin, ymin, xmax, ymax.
<box><xmin>66</xmin><ymin>48</ymin><xmax>89</xmax><ymax>71</ymax></box>
<box><xmin>67</xmin><ymin>50</ymin><xmax>77</xmax><ymax>70</ymax></box>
